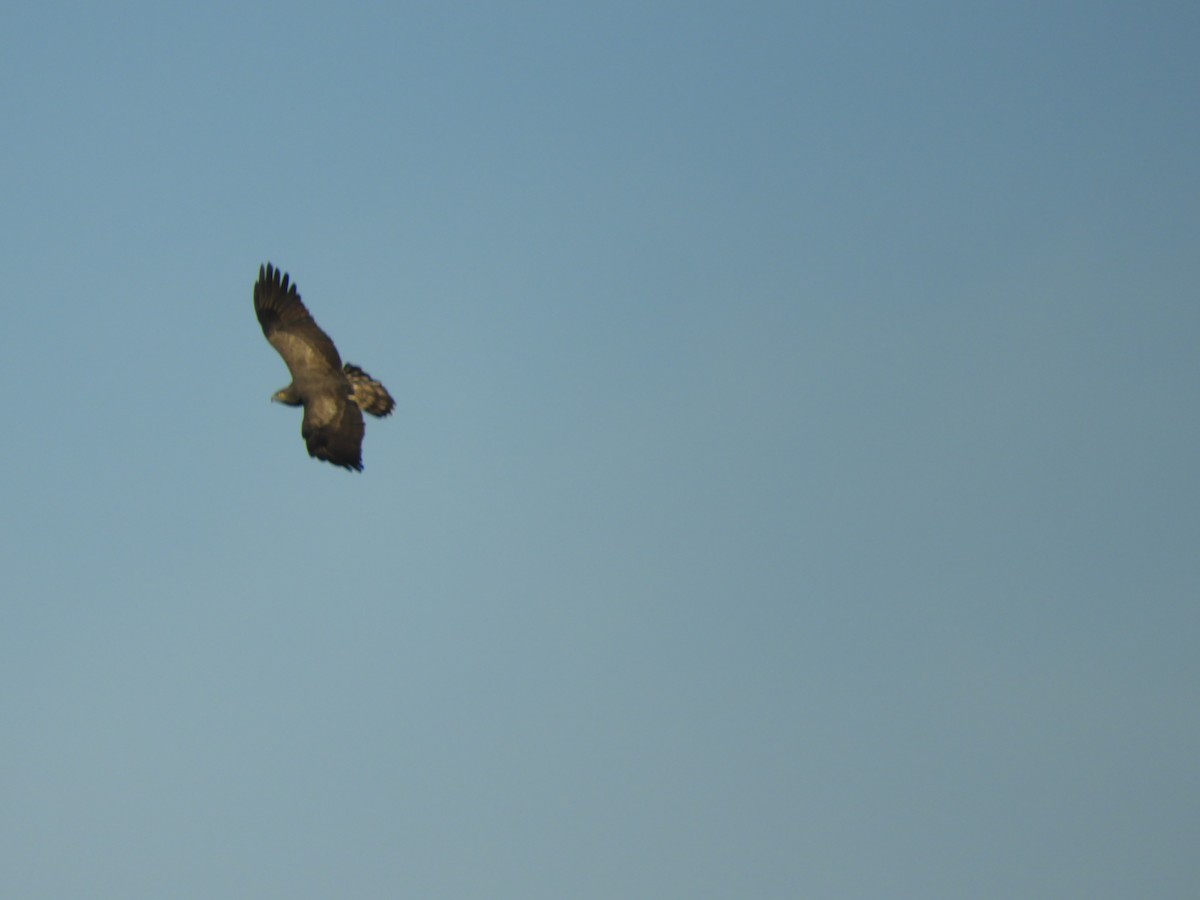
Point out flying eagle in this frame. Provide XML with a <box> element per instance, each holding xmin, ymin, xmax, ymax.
<box><xmin>254</xmin><ymin>263</ymin><xmax>394</xmax><ymax>471</ymax></box>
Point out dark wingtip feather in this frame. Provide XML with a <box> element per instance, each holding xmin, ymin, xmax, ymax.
<box><xmin>253</xmin><ymin>262</ymin><xmax>314</xmax><ymax>336</ymax></box>
<box><xmin>255</xmin><ymin>262</ymin><xmax>297</xmax><ymax>300</ymax></box>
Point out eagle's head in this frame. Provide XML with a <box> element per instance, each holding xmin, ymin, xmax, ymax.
<box><xmin>271</xmin><ymin>386</ymin><xmax>302</xmax><ymax>407</ymax></box>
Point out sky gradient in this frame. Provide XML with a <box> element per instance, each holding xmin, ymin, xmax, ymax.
<box><xmin>2</xmin><ymin>2</ymin><xmax>1198</xmax><ymax>897</ymax></box>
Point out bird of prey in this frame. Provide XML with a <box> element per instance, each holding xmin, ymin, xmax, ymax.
<box><xmin>254</xmin><ymin>263</ymin><xmax>394</xmax><ymax>471</ymax></box>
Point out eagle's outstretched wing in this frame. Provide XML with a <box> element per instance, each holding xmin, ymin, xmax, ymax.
<box><xmin>254</xmin><ymin>263</ymin><xmax>343</xmax><ymax>378</ymax></box>
<box><xmin>302</xmin><ymin>390</ymin><xmax>366</xmax><ymax>471</ymax></box>
<box><xmin>254</xmin><ymin>263</ymin><xmax>367</xmax><ymax>471</ymax></box>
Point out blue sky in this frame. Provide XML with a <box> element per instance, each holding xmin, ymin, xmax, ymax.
<box><xmin>2</xmin><ymin>2</ymin><xmax>1198</xmax><ymax>897</ymax></box>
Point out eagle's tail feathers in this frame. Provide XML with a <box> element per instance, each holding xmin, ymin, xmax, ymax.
<box><xmin>344</xmin><ymin>363</ymin><xmax>395</xmax><ymax>418</ymax></box>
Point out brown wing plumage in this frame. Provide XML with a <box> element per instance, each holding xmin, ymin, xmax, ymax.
<box><xmin>302</xmin><ymin>391</ymin><xmax>366</xmax><ymax>472</ymax></box>
<box><xmin>254</xmin><ymin>263</ymin><xmax>343</xmax><ymax>377</ymax></box>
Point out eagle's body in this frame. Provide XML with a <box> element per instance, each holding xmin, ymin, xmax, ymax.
<box><xmin>254</xmin><ymin>263</ymin><xmax>394</xmax><ymax>471</ymax></box>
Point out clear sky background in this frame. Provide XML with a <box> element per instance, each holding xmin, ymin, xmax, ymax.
<box><xmin>2</xmin><ymin>2</ymin><xmax>1197</xmax><ymax>897</ymax></box>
